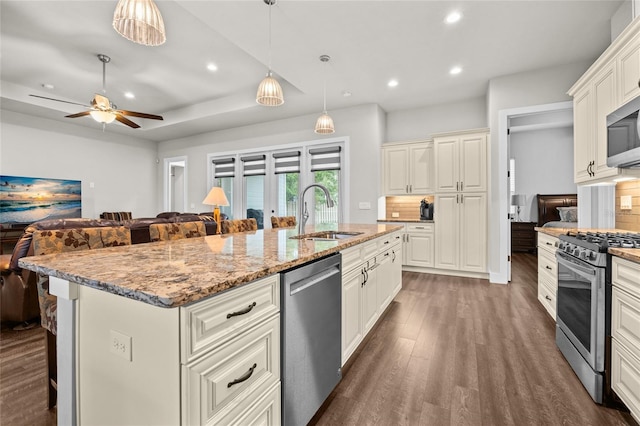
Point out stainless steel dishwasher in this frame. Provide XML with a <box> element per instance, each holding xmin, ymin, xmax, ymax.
<box><xmin>281</xmin><ymin>253</ymin><xmax>342</xmax><ymax>426</ymax></box>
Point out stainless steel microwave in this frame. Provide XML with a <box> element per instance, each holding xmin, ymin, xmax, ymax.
<box><xmin>607</xmin><ymin>96</ymin><xmax>640</xmax><ymax>168</ymax></box>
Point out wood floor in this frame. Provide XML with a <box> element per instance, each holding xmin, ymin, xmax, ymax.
<box><xmin>0</xmin><ymin>253</ymin><xmax>636</xmax><ymax>425</ymax></box>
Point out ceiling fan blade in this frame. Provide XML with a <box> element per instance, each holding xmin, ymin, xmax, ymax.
<box><xmin>30</xmin><ymin>94</ymin><xmax>90</xmax><ymax>107</ymax></box>
<box><xmin>118</xmin><ymin>110</ymin><xmax>164</xmax><ymax>120</ymax></box>
<box><xmin>65</xmin><ymin>111</ymin><xmax>92</xmax><ymax>118</ymax></box>
<box><xmin>115</xmin><ymin>114</ymin><xmax>140</xmax><ymax>129</ymax></box>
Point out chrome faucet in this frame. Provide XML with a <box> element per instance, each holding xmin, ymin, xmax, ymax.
<box><xmin>298</xmin><ymin>183</ymin><xmax>335</xmax><ymax>235</ymax></box>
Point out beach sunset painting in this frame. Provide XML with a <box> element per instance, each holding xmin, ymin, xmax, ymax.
<box><xmin>0</xmin><ymin>175</ymin><xmax>81</xmax><ymax>224</ymax></box>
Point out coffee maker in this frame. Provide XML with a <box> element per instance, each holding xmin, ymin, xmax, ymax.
<box><xmin>420</xmin><ymin>199</ymin><xmax>433</xmax><ymax>220</ymax></box>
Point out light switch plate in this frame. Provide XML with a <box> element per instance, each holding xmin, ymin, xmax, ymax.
<box><xmin>621</xmin><ymin>195</ymin><xmax>632</xmax><ymax>210</ymax></box>
<box><xmin>392</xmin><ymin>212</ymin><xmax>400</xmax><ymax>218</ymax></box>
<box><xmin>358</xmin><ymin>202</ymin><xmax>371</xmax><ymax>210</ymax></box>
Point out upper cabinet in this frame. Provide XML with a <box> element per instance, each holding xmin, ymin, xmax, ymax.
<box><xmin>433</xmin><ymin>129</ymin><xmax>488</xmax><ymax>193</ymax></box>
<box><xmin>382</xmin><ymin>140</ymin><xmax>434</xmax><ymax>195</ymax></box>
<box><xmin>569</xmin><ymin>19</ymin><xmax>640</xmax><ymax>184</ymax></box>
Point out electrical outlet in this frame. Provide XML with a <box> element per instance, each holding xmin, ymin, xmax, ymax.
<box><xmin>621</xmin><ymin>195</ymin><xmax>632</xmax><ymax>210</ymax></box>
<box><xmin>391</xmin><ymin>212</ymin><xmax>400</xmax><ymax>218</ymax></box>
<box><xmin>110</xmin><ymin>330</ymin><xmax>132</xmax><ymax>361</ymax></box>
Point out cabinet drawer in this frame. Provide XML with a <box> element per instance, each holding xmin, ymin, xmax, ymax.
<box><xmin>613</xmin><ymin>257</ymin><xmax>640</xmax><ymax>299</ymax></box>
<box><xmin>537</xmin><ymin>248</ymin><xmax>557</xmax><ymax>284</ymax></box>
<box><xmin>221</xmin><ymin>382</ymin><xmax>281</xmax><ymax>426</ymax></box>
<box><xmin>377</xmin><ymin>230</ymin><xmax>403</xmax><ymax>252</ymax></box>
<box><xmin>537</xmin><ymin>232</ymin><xmax>558</xmax><ymax>253</ymax></box>
<box><xmin>341</xmin><ymin>245</ymin><xmax>362</xmax><ymax>274</ymax></box>
<box><xmin>406</xmin><ymin>223</ymin><xmax>433</xmax><ymax>233</ymax></box>
<box><xmin>611</xmin><ymin>339</ymin><xmax>640</xmax><ymax>423</ymax></box>
<box><xmin>182</xmin><ymin>316</ymin><xmax>280</xmax><ymax>426</ymax></box>
<box><xmin>361</xmin><ymin>240</ymin><xmax>378</xmax><ymax>260</ymax></box>
<box><xmin>612</xmin><ymin>287</ymin><xmax>640</xmax><ymax>357</ymax></box>
<box><xmin>181</xmin><ymin>275</ymin><xmax>280</xmax><ymax>363</ymax></box>
<box><xmin>538</xmin><ymin>274</ymin><xmax>557</xmax><ymax>320</ymax></box>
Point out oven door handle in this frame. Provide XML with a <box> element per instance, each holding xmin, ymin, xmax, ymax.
<box><xmin>556</xmin><ymin>251</ymin><xmax>596</xmax><ymax>276</ymax></box>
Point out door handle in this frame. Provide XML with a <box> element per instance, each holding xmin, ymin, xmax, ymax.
<box><xmin>456</xmin><ymin>182</ymin><xmax>459</xmax><ymax>191</ymax></box>
<box><xmin>460</xmin><ymin>182</ymin><xmax>463</xmax><ymax>191</ymax></box>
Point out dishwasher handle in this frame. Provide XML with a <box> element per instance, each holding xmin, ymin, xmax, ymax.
<box><xmin>289</xmin><ymin>266</ymin><xmax>341</xmax><ymax>296</ymax></box>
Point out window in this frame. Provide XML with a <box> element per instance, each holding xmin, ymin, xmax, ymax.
<box><xmin>212</xmin><ymin>158</ymin><xmax>235</xmax><ymax>219</ymax></box>
<box><xmin>309</xmin><ymin>146</ymin><xmax>341</xmax><ymax>226</ymax></box>
<box><xmin>242</xmin><ymin>155</ymin><xmax>266</xmax><ymax>229</ymax></box>
<box><xmin>273</xmin><ymin>151</ymin><xmax>301</xmax><ymax>218</ymax></box>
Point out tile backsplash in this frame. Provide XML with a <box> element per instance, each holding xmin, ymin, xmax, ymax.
<box><xmin>385</xmin><ymin>195</ymin><xmax>434</xmax><ymax>220</ymax></box>
<box><xmin>615</xmin><ymin>181</ymin><xmax>640</xmax><ymax>232</ymax></box>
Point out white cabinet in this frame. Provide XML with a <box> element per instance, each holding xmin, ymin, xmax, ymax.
<box><xmin>382</xmin><ymin>141</ymin><xmax>434</xmax><ymax>195</ymax></box>
<box><xmin>434</xmin><ymin>130</ymin><xmax>487</xmax><ymax>193</ymax></box>
<box><xmin>569</xmin><ymin>19</ymin><xmax>640</xmax><ymax>184</ymax></box>
<box><xmin>404</xmin><ymin>223</ymin><xmax>434</xmax><ymax>268</ymax></box>
<box><xmin>536</xmin><ymin>232</ymin><xmax>558</xmax><ymax>320</ymax></box>
<box><xmin>434</xmin><ymin>193</ymin><xmax>487</xmax><ymax>273</ymax></box>
<box><xmin>340</xmin><ymin>230</ymin><xmax>403</xmax><ymax>366</ymax></box>
<box><xmin>611</xmin><ymin>256</ymin><xmax>640</xmax><ymax>424</ymax></box>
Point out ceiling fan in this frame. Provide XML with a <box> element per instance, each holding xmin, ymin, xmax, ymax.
<box><xmin>30</xmin><ymin>54</ymin><xmax>163</xmax><ymax>129</ymax></box>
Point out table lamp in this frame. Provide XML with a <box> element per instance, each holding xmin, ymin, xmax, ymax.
<box><xmin>511</xmin><ymin>194</ymin><xmax>526</xmax><ymax>222</ymax></box>
<box><xmin>202</xmin><ymin>186</ymin><xmax>229</xmax><ymax>234</ymax></box>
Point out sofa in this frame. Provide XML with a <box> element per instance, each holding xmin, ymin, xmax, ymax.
<box><xmin>0</xmin><ymin>214</ymin><xmax>217</xmax><ymax>324</ymax></box>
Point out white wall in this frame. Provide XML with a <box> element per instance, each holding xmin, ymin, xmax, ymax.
<box><xmin>0</xmin><ymin>110</ymin><xmax>159</xmax><ymax>219</ymax></box>
<box><xmin>386</xmin><ymin>97</ymin><xmax>487</xmax><ymax>142</ymax></box>
<box><xmin>157</xmin><ymin>103</ymin><xmax>385</xmax><ymax>224</ymax></box>
<box><xmin>487</xmin><ymin>60</ymin><xmax>593</xmax><ymax>283</ymax></box>
<box><xmin>510</xmin><ymin>126</ymin><xmax>577</xmax><ymax>222</ymax></box>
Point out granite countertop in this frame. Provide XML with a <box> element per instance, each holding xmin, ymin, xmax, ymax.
<box><xmin>377</xmin><ymin>218</ymin><xmax>434</xmax><ymax>223</ymax></box>
<box><xmin>19</xmin><ymin>223</ymin><xmax>402</xmax><ymax>309</ymax></box>
<box><xmin>535</xmin><ymin>227</ymin><xmax>640</xmax><ymax>264</ymax></box>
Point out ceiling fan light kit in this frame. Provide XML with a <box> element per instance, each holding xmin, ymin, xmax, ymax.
<box><xmin>90</xmin><ymin>110</ymin><xmax>117</xmax><ymax>124</ymax></box>
<box><xmin>113</xmin><ymin>0</ymin><xmax>166</xmax><ymax>47</ymax></box>
<box><xmin>256</xmin><ymin>0</ymin><xmax>284</xmax><ymax>106</ymax></box>
<box><xmin>315</xmin><ymin>55</ymin><xmax>335</xmax><ymax>134</ymax></box>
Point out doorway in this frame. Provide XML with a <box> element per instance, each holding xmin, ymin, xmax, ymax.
<box><xmin>498</xmin><ymin>101</ymin><xmax>573</xmax><ymax>282</ymax></box>
<box><xmin>164</xmin><ymin>156</ymin><xmax>188</xmax><ymax>213</ymax></box>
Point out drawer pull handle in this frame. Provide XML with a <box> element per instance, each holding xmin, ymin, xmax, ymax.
<box><xmin>546</xmin><ymin>242</ymin><xmax>553</xmax><ymax>246</ymax></box>
<box><xmin>545</xmin><ymin>295</ymin><xmax>552</xmax><ymax>301</ymax></box>
<box><xmin>545</xmin><ymin>266</ymin><xmax>552</xmax><ymax>270</ymax></box>
<box><xmin>227</xmin><ymin>363</ymin><xmax>257</xmax><ymax>388</ymax></box>
<box><xmin>384</xmin><ymin>241</ymin><xmax>390</xmax><ymax>245</ymax></box>
<box><xmin>227</xmin><ymin>302</ymin><xmax>257</xmax><ymax>319</ymax></box>
<box><xmin>384</xmin><ymin>252</ymin><xmax>390</xmax><ymax>257</ymax></box>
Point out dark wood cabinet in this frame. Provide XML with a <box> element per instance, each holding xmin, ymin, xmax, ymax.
<box><xmin>511</xmin><ymin>221</ymin><xmax>537</xmax><ymax>253</ymax></box>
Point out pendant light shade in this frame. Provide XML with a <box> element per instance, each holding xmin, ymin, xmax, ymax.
<box><xmin>315</xmin><ymin>55</ymin><xmax>335</xmax><ymax>134</ymax></box>
<box><xmin>257</xmin><ymin>72</ymin><xmax>284</xmax><ymax>106</ymax></box>
<box><xmin>113</xmin><ymin>0</ymin><xmax>166</xmax><ymax>46</ymax></box>
<box><xmin>256</xmin><ymin>0</ymin><xmax>284</xmax><ymax>106</ymax></box>
<box><xmin>315</xmin><ymin>113</ymin><xmax>335</xmax><ymax>134</ymax></box>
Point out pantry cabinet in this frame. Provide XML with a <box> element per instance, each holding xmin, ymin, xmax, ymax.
<box><xmin>382</xmin><ymin>140</ymin><xmax>434</xmax><ymax>195</ymax></box>
<box><xmin>569</xmin><ymin>19</ymin><xmax>640</xmax><ymax>184</ymax></box>
<box><xmin>434</xmin><ymin>192</ymin><xmax>487</xmax><ymax>273</ymax></box>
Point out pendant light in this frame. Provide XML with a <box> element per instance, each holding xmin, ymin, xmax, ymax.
<box><xmin>113</xmin><ymin>0</ymin><xmax>166</xmax><ymax>46</ymax></box>
<box><xmin>315</xmin><ymin>55</ymin><xmax>335</xmax><ymax>134</ymax></box>
<box><xmin>256</xmin><ymin>0</ymin><xmax>284</xmax><ymax>106</ymax></box>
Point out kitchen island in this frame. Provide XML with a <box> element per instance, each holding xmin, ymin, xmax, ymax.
<box><xmin>19</xmin><ymin>223</ymin><xmax>403</xmax><ymax>426</ymax></box>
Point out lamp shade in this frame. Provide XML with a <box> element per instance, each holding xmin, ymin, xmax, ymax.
<box><xmin>256</xmin><ymin>72</ymin><xmax>284</xmax><ymax>106</ymax></box>
<box><xmin>511</xmin><ymin>194</ymin><xmax>526</xmax><ymax>207</ymax></box>
<box><xmin>314</xmin><ymin>112</ymin><xmax>335</xmax><ymax>134</ymax></box>
<box><xmin>113</xmin><ymin>0</ymin><xmax>166</xmax><ymax>46</ymax></box>
<box><xmin>90</xmin><ymin>110</ymin><xmax>117</xmax><ymax>124</ymax></box>
<box><xmin>202</xmin><ymin>186</ymin><xmax>229</xmax><ymax>207</ymax></box>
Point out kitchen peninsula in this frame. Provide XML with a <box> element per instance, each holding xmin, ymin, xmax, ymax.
<box><xmin>19</xmin><ymin>223</ymin><xmax>403</xmax><ymax>426</ymax></box>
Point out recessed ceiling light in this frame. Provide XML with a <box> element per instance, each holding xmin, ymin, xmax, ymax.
<box><xmin>206</xmin><ymin>63</ymin><xmax>218</xmax><ymax>72</ymax></box>
<box><xmin>450</xmin><ymin>66</ymin><xmax>462</xmax><ymax>75</ymax></box>
<box><xmin>446</xmin><ymin>11</ymin><xmax>462</xmax><ymax>24</ymax></box>
<box><xmin>124</xmin><ymin>92</ymin><xmax>135</xmax><ymax>99</ymax></box>
<box><xmin>41</xmin><ymin>83</ymin><xmax>55</xmax><ymax>90</ymax></box>
<box><xmin>388</xmin><ymin>79</ymin><xmax>399</xmax><ymax>88</ymax></box>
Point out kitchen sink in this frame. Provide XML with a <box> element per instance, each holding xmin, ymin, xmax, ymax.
<box><xmin>290</xmin><ymin>231</ymin><xmax>364</xmax><ymax>241</ymax></box>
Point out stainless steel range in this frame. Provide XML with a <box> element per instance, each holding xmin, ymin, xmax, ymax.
<box><xmin>555</xmin><ymin>231</ymin><xmax>640</xmax><ymax>405</ymax></box>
